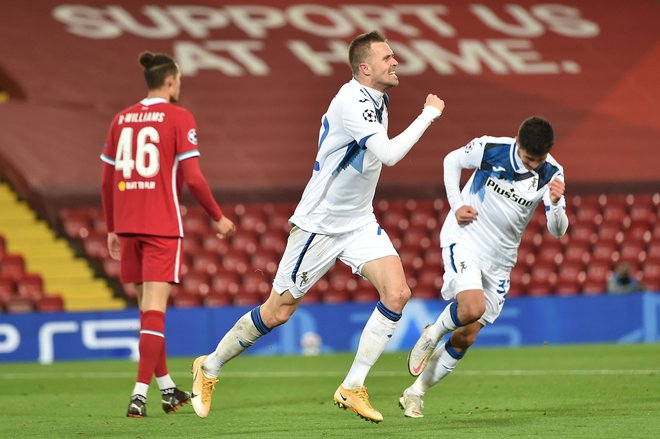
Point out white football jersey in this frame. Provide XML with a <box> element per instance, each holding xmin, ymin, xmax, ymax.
<box><xmin>440</xmin><ymin>135</ymin><xmax>566</xmax><ymax>269</ymax></box>
<box><xmin>290</xmin><ymin>79</ymin><xmax>389</xmax><ymax>234</ymax></box>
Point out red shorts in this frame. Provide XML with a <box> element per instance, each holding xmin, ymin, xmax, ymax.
<box><xmin>119</xmin><ymin>235</ymin><xmax>183</xmax><ymax>284</ymax></box>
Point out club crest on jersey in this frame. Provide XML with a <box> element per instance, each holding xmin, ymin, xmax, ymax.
<box><xmin>362</xmin><ymin>109</ymin><xmax>377</xmax><ymax>122</ymax></box>
<box><xmin>486</xmin><ymin>178</ymin><xmax>533</xmax><ymax>207</ymax></box>
<box><xmin>299</xmin><ymin>272</ymin><xmax>309</xmax><ymax>286</ymax></box>
<box><xmin>187</xmin><ymin>129</ymin><xmax>198</xmax><ymax>145</ymax></box>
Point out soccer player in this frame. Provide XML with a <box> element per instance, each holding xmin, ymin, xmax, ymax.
<box><xmin>100</xmin><ymin>51</ymin><xmax>236</xmax><ymax>418</ymax></box>
<box><xmin>399</xmin><ymin>116</ymin><xmax>568</xmax><ymax>418</ymax></box>
<box><xmin>191</xmin><ymin>31</ymin><xmax>445</xmax><ymax>423</ymax></box>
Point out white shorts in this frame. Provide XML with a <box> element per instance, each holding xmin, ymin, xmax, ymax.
<box><xmin>440</xmin><ymin>243</ymin><xmax>510</xmax><ymax>325</ymax></box>
<box><xmin>273</xmin><ymin>221</ymin><xmax>398</xmax><ymax>299</ymax></box>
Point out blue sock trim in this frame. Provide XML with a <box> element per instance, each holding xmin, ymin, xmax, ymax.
<box><xmin>376</xmin><ymin>301</ymin><xmax>402</xmax><ymax>322</ymax></box>
<box><xmin>445</xmin><ymin>340</ymin><xmax>465</xmax><ymax>360</ymax></box>
<box><xmin>449</xmin><ymin>302</ymin><xmax>463</xmax><ymax>327</ymax></box>
<box><xmin>250</xmin><ymin>306</ymin><xmax>271</xmax><ymax>335</ymax></box>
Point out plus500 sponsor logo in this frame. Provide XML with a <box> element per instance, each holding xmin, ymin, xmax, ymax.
<box><xmin>486</xmin><ymin>178</ymin><xmax>533</xmax><ymax>207</ymax></box>
<box><xmin>0</xmin><ymin>320</ymin><xmax>139</xmax><ymax>364</ymax></box>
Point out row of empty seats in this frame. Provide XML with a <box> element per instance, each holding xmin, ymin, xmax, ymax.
<box><xmin>0</xmin><ymin>238</ymin><xmax>65</xmax><ymax>312</ymax></box>
<box><xmin>56</xmin><ymin>192</ymin><xmax>660</xmax><ymax>308</ymax></box>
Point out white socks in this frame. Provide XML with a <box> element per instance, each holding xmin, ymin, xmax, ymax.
<box><xmin>203</xmin><ymin>306</ymin><xmax>270</xmax><ymax>378</ymax></box>
<box><xmin>426</xmin><ymin>301</ymin><xmax>463</xmax><ymax>344</ymax></box>
<box><xmin>409</xmin><ymin>341</ymin><xmax>466</xmax><ymax>396</ymax></box>
<box><xmin>155</xmin><ymin>374</ymin><xmax>176</xmax><ymax>390</ymax></box>
<box><xmin>132</xmin><ymin>382</ymin><xmax>150</xmax><ymax>398</ymax></box>
<box><xmin>342</xmin><ymin>301</ymin><xmax>401</xmax><ymax>389</ymax></box>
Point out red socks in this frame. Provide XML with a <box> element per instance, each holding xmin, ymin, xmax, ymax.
<box><xmin>136</xmin><ymin>310</ymin><xmax>166</xmax><ymax>384</ymax></box>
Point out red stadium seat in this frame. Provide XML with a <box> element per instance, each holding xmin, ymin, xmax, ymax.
<box><xmin>535</xmin><ymin>241</ymin><xmax>564</xmax><ymax>266</ymax></box>
<box><xmin>203</xmin><ymin>292</ymin><xmax>232</xmax><ymax>307</ymax></box>
<box><xmin>322</xmin><ymin>290</ymin><xmax>350</xmax><ymax>304</ymax></box>
<box><xmin>597</xmin><ymin>222</ymin><xmax>623</xmax><ymax>244</ymax></box>
<box><xmin>584</xmin><ymin>262</ymin><xmax>611</xmax><ymax>284</ymax></box>
<box><xmin>182</xmin><ymin>233</ymin><xmax>202</xmax><ymax>255</ymax></box>
<box><xmin>4</xmin><ymin>296</ymin><xmax>34</xmax><ymax>313</ymax></box>
<box><xmin>259</xmin><ymin>230</ymin><xmax>287</xmax><ymax>253</ymax></box>
<box><xmin>628</xmin><ymin>205</ymin><xmax>656</xmax><ymax>228</ymax></box>
<box><xmin>221</xmin><ymin>252</ymin><xmax>249</xmax><ymax>274</ymax></box>
<box><xmin>0</xmin><ymin>254</ymin><xmax>26</xmax><ymax>280</ymax></box>
<box><xmin>563</xmin><ymin>242</ymin><xmax>590</xmax><ymax>266</ymax></box>
<box><xmin>61</xmin><ymin>210</ymin><xmax>93</xmax><ymax>239</ymax></box>
<box><xmin>181</xmin><ymin>272</ymin><xmax>211</xmax><ymax>296</ymax></box>
<box><xmin>182</xmin><ymin>208</ymin><xmax>210</xmax><ymax>234</ymax></box>
<box><xmin>529</xmin><ymin>263</ymin><xmax>557</xmax><ymax>289</ymax></box>
<box><xmin>618</xmin><ymin>242</ymin><xmax>646</xmax><ymax>267</ymax></box>
<box><xmin>0</xmin><ymin>235</ymin><xmax>6</xmax><ymax>257</ymax></box>
<box><xmin>229</xmin><ymin>232</ymin><xmax>259</xmax><ymax>254</ymax></box>
<box><xmin>251</xmin><ymin>249</ymin><xmax>279</xmax><ymax>275</ymax></box>
<box><xmin>642</xmin><ymin>260</ymin><xmax>660</xmax><ymax>284</ymax></box>
<box><xmin>232</xmin><ymin>293</ymin><xmax>262</xmax><ymax>307</ymax></box>
<box><xmin>192</xmin><ymin>251</ymin><xmax>222</xmax><ymax>276</ymax></box>
<box><xmin>352</xmin><ymin>289</ymin><xmax>379</xmax><ymax>303</ymax></box>
<box><xmin>401</xmin><ymin>225</ymin><xmax>432</xmax><ymax>250</ymax></box>
<box><xmin>201</xmin><ymin>234</ymin><xmax>230</xmax><ymax>253</ymax></box>
<box><xmin>557</xmin><ymin>263</ymin><xmax>584</xmax><ymax>286</ymax></box>
<box><xmin>591</xmin><ymin>242</ymin><xmax>618</xmax><ymax>265</ymax></box>
<box><xmin>569</xmin><ymin>223</ymin><xmax>597</xmax><ymax>245</ymax></box>
<box><xmin>423</xmin><ymin>246</ymin><xmax>443</xmax><ymax>269</ymax></box>
<box><xmin>82</xmin><ymin>231</ymin><xmax>109</xmax><ymax>259</ymax></box>
<box><xmin>582</xmin><ymin>280</ymin><xmax>606</xmax><ymax>295</ymax></box>
<box><xmin>555</xmin><ymin>281</ymin><xmax>580</xmax><ymax>296</ymax></box>
<box><xmin>647</xmin><ymin>242</ymin><xmax>660</xmax><ymax>262</ymax></box>
<box><xmin>16</xmin><ymin>274</ymin><xmax>44</xmax><ymax>300</ymax></box>
<box><xmin>36</xmin><ymin>295</ymin><xmax>64</xmax><ymax>312</ymax></box>
<box><xmin>0</xmin><ymin>275</ymin><xmax>15</xmax><ymax>298</ymax></box>
<box><xmin>173</xmin><ymin>293</ymin><xmax>202</xmax><ymax>308</ymax></box>
<box><xmin>211</xmin><ymin>272</ymin><xmax>241</xmax><ymax>295</ymax></box>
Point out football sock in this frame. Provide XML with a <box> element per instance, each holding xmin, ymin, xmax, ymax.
<box><xmin>409</xmin><ymin>340</ymin><xmax>466</xmax><ymax>396</ymax></box>
<box><xmin>342</xmin><ymin>301</ymin><xmax>401</xmax><ymax>389</ymax></box>
<box><xmin>155</xmin><ymin>374</ymin><xmax>176</xmax><ymax>391</ymax></box>
<box><xmin>426</xmin><ymin>301</ymin><xmax>463</xmax><ymax>344</ymax></box>
<box><xmin>132</xmin><ymin>382</ymin><xmax>150</xmax><ymax>399</ymax></box>
<box><xmin>135</xmin><ymin>310</ymin><xmax>166</xmax><ymax>387</ymax></box>
<box><xmin>204</xmin><ymin>306</ymin><xmax>271</xmax><ymax>378</ymax></box>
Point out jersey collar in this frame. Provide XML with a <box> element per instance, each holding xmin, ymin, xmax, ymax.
<box><xmin>140</xmin><ymin>97</ymin><xmax>168</xmax><ymax>106</ymax></box>
<box><xmin>352</xmin><ymin>78</ymin><xmax>385</xmax><ymax>109</ymax></box>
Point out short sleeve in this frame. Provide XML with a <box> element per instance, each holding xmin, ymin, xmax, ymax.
<box><xmin>175</xmin><ymin>108</ymin><xmax>201</xmax><ymax>159</ymax></box>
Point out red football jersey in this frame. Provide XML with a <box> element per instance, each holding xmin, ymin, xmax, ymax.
<box><xmin>101</xmin><ymin>98</ymin><xmax>200</xmax><ymax>237</ymax></box>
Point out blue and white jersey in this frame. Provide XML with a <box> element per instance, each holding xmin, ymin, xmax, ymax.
<box><xmin>290</xmin><ymin>79</ymin><xmax>389</xmax><ymax>234</ymax></box>
<box><xmin>440</xmin><ymin>135</ymin><xmax>566</xmax><ymax>269</ymax></box>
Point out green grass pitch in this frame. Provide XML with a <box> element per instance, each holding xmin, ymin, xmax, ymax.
<box><xmin>1</xmin><ymin>344</ymin><xmax>658</xmax><ymax>438</ymax></box>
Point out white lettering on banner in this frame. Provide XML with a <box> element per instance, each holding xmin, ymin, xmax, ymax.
<box><xmin>0</xmin><ymin>324</ymin><xmax>20</xmax><ymax>354</ymax></box>
<box><xmin>38</xmin><ymin>319</ymin><xmax>139</xmax><ymax>364</ymax></box>
<box><xmin>175</xmin><ymin>41</ymin><xmax>267</xmax><ymax>76</ymax></box>
<box><xmin>287</xmin><ymin>5</ymin><xmax>354</xmax><ymax>38</ymax></box>
<box><xmin>39</xmin><ymin>321</ymin><xmax>78</xmax><ymax>364</ymax></box>
<box><xmin>167</xmin><ymin>6</ymin><xmax>229</xmax><ymax>38</ymax></box>
<box><xmin>81</xmin><ymin>320</ymin><xmax>139</xmax><ymax>361</ymax></box>
<box><xmin>51</xmin><ymin>3</ymin><xmax>600</xmax><ymax>76</ymax></box>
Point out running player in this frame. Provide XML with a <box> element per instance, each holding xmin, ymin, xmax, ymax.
<box><xmin>191</xmin><ymin>31</ymin><xmax>445</xmax><ymax>423</ymax></box>
<box><xmin>399</xmin><ymin>116</ymin><xmax>568</xmax><ymax>418</ymax></box>
<box><xmin>100</xmin><ymin>51</ymin><xmax>235</xmax><ymax>418</ymax></box>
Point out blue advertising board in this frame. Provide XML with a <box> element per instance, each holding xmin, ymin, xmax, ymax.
<box><xmin>0</xmin><ymin>293</ymin><xmax>658</xmax><ymax>363</ymax></box>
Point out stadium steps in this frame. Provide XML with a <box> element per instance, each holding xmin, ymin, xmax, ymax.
<box><xmin>0</xmin><ymin>182</ymin><xmax>124</xmax><ymax>311</ymax></box>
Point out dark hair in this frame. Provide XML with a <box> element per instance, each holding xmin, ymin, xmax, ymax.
<box><xmin>138</xmin><ymin>51</ymin><xmax>178</xmax><ymax>90</ymax></box>
<box><xmin>517</xmin><ymin>116</ymin><xmax>554</xmax><ymax>155</ymax></box>
<box><xmin>348</xmin><ymin>30</ymin><xmax>387</xmax><ymax>76</ymax></box>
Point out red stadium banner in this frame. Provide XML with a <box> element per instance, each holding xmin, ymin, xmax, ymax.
<box><xmin>0</xmin><ymin>1</ymin><xmax>658</xmax><ymax>209</ymax></box>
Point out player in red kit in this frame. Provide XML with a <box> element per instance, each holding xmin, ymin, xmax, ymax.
<box><xmin>100</xmin><ymin>51</ymin><xmax>236</xmax><ymax>418</ymax></box>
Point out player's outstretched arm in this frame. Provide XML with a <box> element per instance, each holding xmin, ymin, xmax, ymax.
<box><xmin>365</xmin><ymin>94</ymin><xmax>445</xmax><ymax>166</ymax></box>
<box><xmin>214</xmin><ymin>216</ymin><xmax>236</xmax><ymax>240</ymax></box>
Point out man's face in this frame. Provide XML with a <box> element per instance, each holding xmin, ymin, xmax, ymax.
<box><xmin>169</xmin><ymin>72</ymin><xmax>182</xmax><ymax>103</ymax></box>
<box><xmin>363</xmin><ymin>42</ymin><xmax>399</xmax><ymax>91</ymax></box>
<box><xmin>517</xmin><ymin>146</ymin><xmax>548</xmax><ymax>171</ymax></box>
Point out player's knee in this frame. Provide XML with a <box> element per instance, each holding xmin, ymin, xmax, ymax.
<box><xmin>459</xmin><ymin>300</ymin><xmax>486</xmax><ymax>323</ymax></box>
<box><xmin>383</xmin><ymin>284</ymin><xmax>411</xmax><ymax>311</ymax></box>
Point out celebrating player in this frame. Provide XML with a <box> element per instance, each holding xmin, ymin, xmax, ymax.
<box><xmin>399</xmin><ymin>116</ymin><xmax>568</xmax><ymax>418</ymax></box>
<box><xmin>191</xmin><ymin>30</ymin><xmax>445</xmax><ymax>423</ymax></box>
<box><xmin>100</xmin><ymin>51</ymin><xmax>235</xmax><ymax>418</ymax></box>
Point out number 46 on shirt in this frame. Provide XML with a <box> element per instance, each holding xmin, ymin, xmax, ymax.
<box><xmin>114</xmin><ymin>126</ymin><xmax>161</xmax><ymax>179</ymax></box>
